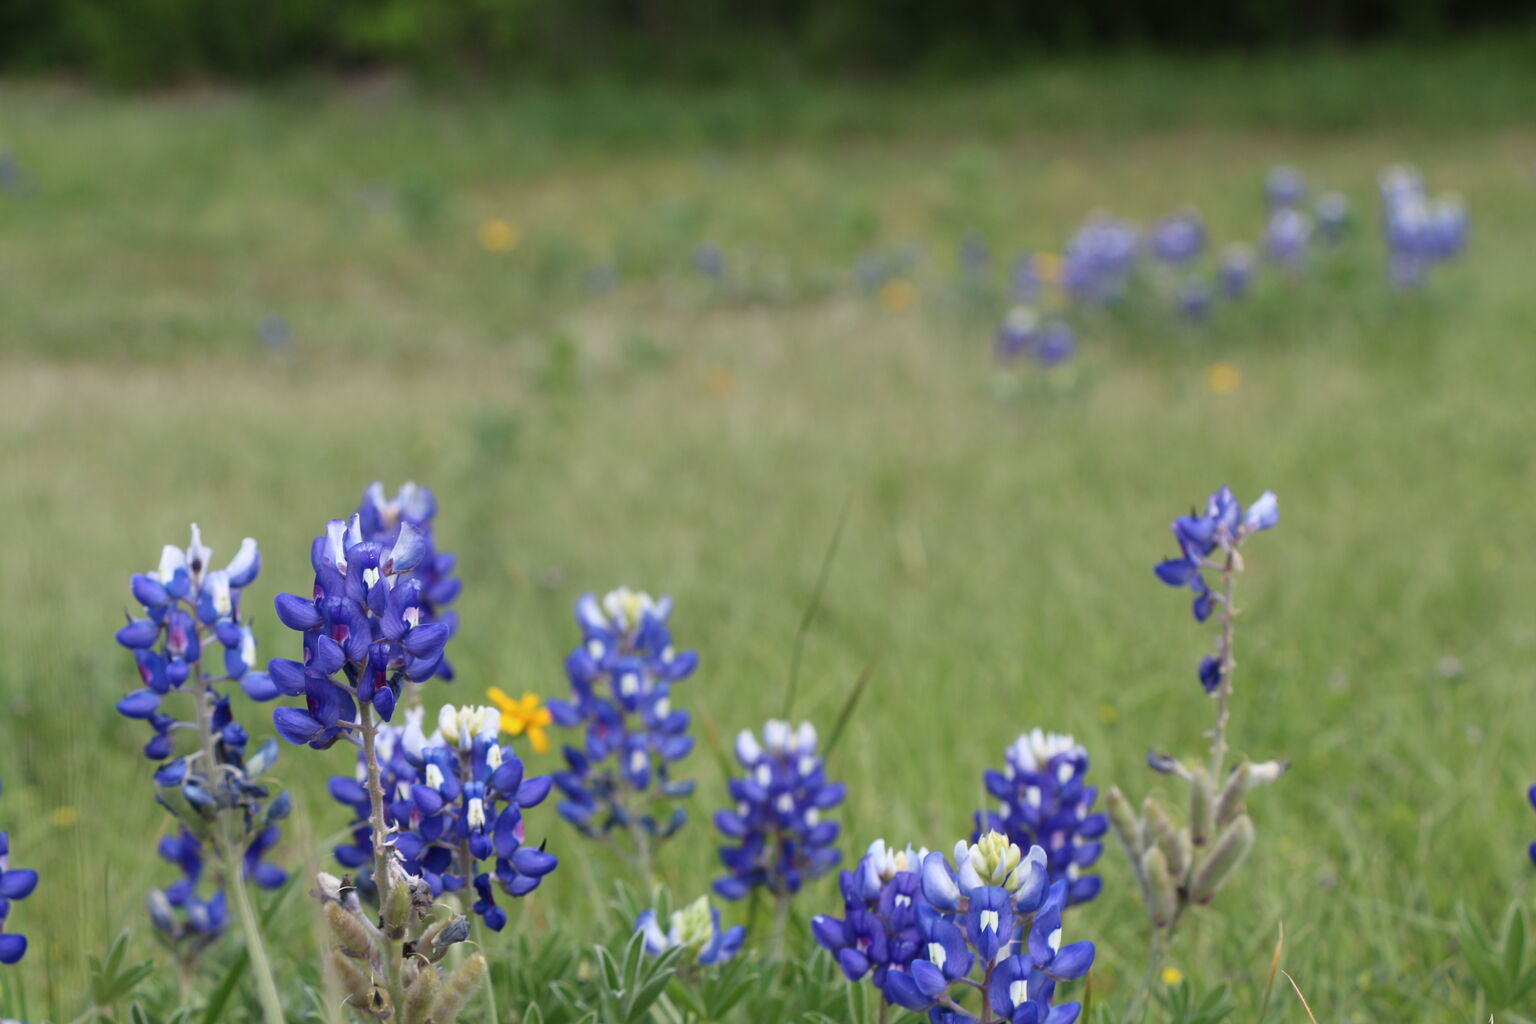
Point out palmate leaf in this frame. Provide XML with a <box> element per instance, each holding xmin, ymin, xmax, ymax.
<box><xmin>88</xmin><ymin>930</ymin><xmax>155</xmax><ymax>1007</ymax></box>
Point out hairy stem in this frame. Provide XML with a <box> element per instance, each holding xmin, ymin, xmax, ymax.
<box><xmin>357</xmin><ymin>701</ymin><xmax>395</xmax><ymax>991</ymax></box>
<box><xmin>1208</xmin><ymin>553</ymin><xmax>1238</xmax><ymax>781</ymax></box>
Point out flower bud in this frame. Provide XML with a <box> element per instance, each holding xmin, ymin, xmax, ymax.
<box><xmin>1105</xmin><ymin>786</ymin><xmax>1142</xmax><ymax>858</ymax></box>
<box><xmin>1189</xmin><ymin>766</ymin><xmax>1214</xmax><ymax>846</ymax></box>
<box><xmin>1158</xmin><ymin>823</ymin><xmax>1193</xmax><ymax>881</ymax></box>
<box><xmin>325</xmin><ymin>901</ymin><xmax>377</xmax><ymax>961</ymax></box>
<box><xmin>328</xmin><ymin>948</ymin><xmax>374</xmax><ymax>1006</ymax></box>
<box><xmin>1190</xmin><ymin>814</ymin><xmax>1255</xmax><ymax>904</ymax></box>
<box><xmin>402</xmin><ymin>961</ymin><xmax>441</xmax><ymax>1024</ymax></box>
<box><xmin>1141</xmin><ymin>846</ymin><xmax>1179</xmax><ymax>929</ymax></box>
<box><xmin>383</xmin><ymin>875</ymin><xmax>412</xmax><ymax>938</ymax></box>
<box><xmin>432</xmin><ymin>952</ymin><xmax>486</xmax><ymax>1022</ymax></box>
<box><xmin>1215</xmin><ymin>763</ymin><xmax>1250</xmax><ymax>826</ymax></box>
<box><xmin>1142</xmin><ymin>796</ymin><xmax>1177</xmax><ymax>856</ymax></box>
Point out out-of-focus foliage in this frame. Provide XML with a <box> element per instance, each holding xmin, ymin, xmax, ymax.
<box><xmin>1</xmin><ymin>0</ymin><xmax>1534</xmax><ymax>86</ymax></box>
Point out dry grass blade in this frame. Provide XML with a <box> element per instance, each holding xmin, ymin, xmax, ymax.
<box><xmin>1282</xmin><ymin>970</ymin><xmax>1319</xmax><ymax>1024</ymax></box>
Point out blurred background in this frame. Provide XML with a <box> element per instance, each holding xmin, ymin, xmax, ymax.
<box><xmin>3</xmin><ymin>3</ymin><xmax>1536</xmax><ymax>1021</ymax></box>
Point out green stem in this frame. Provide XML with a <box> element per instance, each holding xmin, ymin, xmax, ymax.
<box><xmin>769</xmin><ymin>892</ymin><xmax>791</xmax><ymax>959</ymax></box>
<box><xmin>1208</xmin><ymin>555</ymin><xmax>1238</xmax><ymax>782</ymax></box>
<box><xmin>186</xmin><ymin>608</ymin><xmax>284</xmax><ymax>1024</ymax></box>
<box><xmin>357</xmin><ymin>701</ymin><xmax>395</xmax><ymax>993</ymax></box>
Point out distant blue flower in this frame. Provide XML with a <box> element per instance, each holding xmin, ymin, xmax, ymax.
<box><xmin>713</xmin><ymin>720</ymin><xmax>843</xmax><ymax>900</ymax></box>
<box><xmin>325</xmin><ymin>704</ymin><xmax>557</xmax><ymax>930</ymax></box>
<box><xmin>268</xmin><ymin>506</ymin><xmax>452</xmax><ymax>747</ymax></box>
<box><xmin>1315</xmin><ymin>192</ymin><xmax>1350</xmax><ymax>244</ymax></box>
<box><xmin>1034</xmin><ymin>323</ymin><xmax>1077</xmax><ymax>368</ymax></box>
<box><xmin>1379</xmin><ymin>166</ymin><xmax>1467</xmax><ymax>288</ymax></box>
<box><xmin>1177</xmin><ymin>279</ymin><xmax>1213</xmax><ymax>322</ymax></box>
<box><xmin>550</xmin><ymin>588</ymin><xmax>698</xmax><ymax>849</ymax></box>
<box><xmin>1155</xmin><ymin>486</ymin><xmax>1278</xmax><ymax>691</ymax></box>
<box><xmin>693</xmin><ymin>244</ymin><xmax>725</xmax><ymax>278</ymax></box>
<box><xmin>1062</xmin><ymin>215</ymin><xmax>1139</xmax><ymax>305</ymax></box>
<box><xmin>1219</xmin><ymin>245</ymin><xmax>1256</xmax><ymax>300</ymax></box>
<box><xmin>974</xmin><ymin>730</ymin><xmax>1107</xmax><ymax>906</ymax></box>
<box><xmin>960</xmin><ymin>235</ymin><xmax>990</xmax><ymax>274</ymax></box>
<box><xmin>1265</xmin><ymin>166</ymin><xmax>1307</xmax><ymax>210</ymax></box>
<box><xmin>1265</xmin><ymin>209</ymin><xmax>1311</xmax><ymax>268</ymax></box>
<box><xmin>1150</xmin><ymin>211</ymin><xmax>1206</xmax><ymax>265</ymax></box>
<box><xmin>0</xmin><ymin>777</ymin><xmax>37</xmax><ymax>966</ymax></box>
<box><xmin>637</xmin><ymin>896</ymin><xmax>744</xmax><ymax>966</ymax></box>
<box><xmin>995</xmin><ymin>307</ymin><xmax>1040</xmax><ymax>361</ymax></box>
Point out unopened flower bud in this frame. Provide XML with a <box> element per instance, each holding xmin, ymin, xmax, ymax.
<box><xmin>1141</xmin><ymin>846</ymin><xmax>1179</xmax><ymax>928</ymax></box>
<box><xmin>328</xmin><ymin>948</ymin><xmax>374</xmax><ymax>1005</ymax></box>
<box><xmin>432</xmin><ymin>952</ymin><xmax>486</xmax><ymax>1021</ymax></box>
<box><xmin>1189</xmin><ymin>766</ymin><xmax>1214</xmax><ymax>846</ymax></box>
<box><xmin>325</xmin><ymin>901</ymin><xmax>377</xmax><ymax>961</ymax></box>
<box><xmin>1215</xmin><ymin>762</ymin><xmax>1250</xmax><ymax>826</ymax></box>
<box><xmin>1190</xmin><ymin>814</ymin><xmax>1255</xmax><ymax>903</ymax></box>
<box><xmin>1106</xmin><ymin>786</ymin><xmax>1142</xmax><ymax>858</ymax></box>
<box><xmin>402</xmin><ymin>961</ymin><xmax>441</xmax><ymax>1024</ymax></box>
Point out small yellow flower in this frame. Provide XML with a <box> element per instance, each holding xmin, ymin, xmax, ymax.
<box><xmin>705</xmin><ymin>367</ymin><xmax>736</xmax><ymax>397</ymax></box>
<box><xmin>478</xmin><ymin>218</ymin><xmax>520</xmax><ymax>253</ymax></box>
<box><xmin>50</xmin><ymin>805</ymin><xmax>79</xmax><ymax>829</ymax></box>
<box><xmin>487</xmin><ymin>687</ymin><xmax>552</xmax><ymax>754</ymax></box>
<box><xmin>1206</xmin><ymin>362</ymin><xmax>1241</xmax><ymax>394</ymax></box>
<box><xmin>880</xmin><ymin>278</ymin><xmax>917</xmax><ymax>312</ymax></box>
<box><xmin>1033</xmin><ymin>252</ymin><xmax>1063</xmax><ymax>285</ymax></box>
<box><xmin>1097</xmin><ymin>702</ymin><xmax>1119</xmax><ymax>726</ymax></box>
<box><xmin>1162</xmin><ymin>966</ymin><xmax>1184</xmax><ymax>986</ymax></box>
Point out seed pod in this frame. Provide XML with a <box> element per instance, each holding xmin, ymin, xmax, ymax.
<box><xmin>1159</xmin><ymin>823</ymin><xmax>1193</xmax><ymax>881</ymax></box>
<box><xmin>325</xmin><ymin>901</ymin><xmax>377</xmax><ymax>961</ymax></box>
<box><xmin>1190</xmin><ymin>813</ymin><xmax>1255</xmax><ymax>904</ymax></box>
<box><xmin>328</xmin><ymin>949</ymin><xmax>373</xmax><ymax>1007</ymax></box>
<box><xmin>383</xmin><ymin>875</ymin><xmax>412</xmax><ymax>939</ymax></box>
<box><xmin>402</xmin><ymin>962</ymin><xmax>441</xmax><ymax>1024</ymax></box>
<box><xmin>1215</xmin><ymin>762</ymin><xmax>1250</xmax><ymax>826</ymax></box>
<box><xmin>1189</xmin><ymin>766</ymin><xmax>1214</xmax><ymax>846</ymax></box>
<box><xmin>1142</xmin><ymin>795</ymin><xmax>1177</xmax><ymax>853</ymax></box>
<box><xmin>364</xmin><ymin>983</ymin><xmax>393</xmax><ymax>1021</ymax></box>
<box><xmin>1106</xmin><ymin>786</ymin><xmax>1142</xmax><ymax>859</ymax></box>
<box><xmin>1141</xmin><ymin>846</ymin><xmax>1179</xmax><ymax>929</ymax></box>
<box><xmin>432</xmin><ymin>952</ymin><xmax>487</xmax><ymax>1022</ymax></box>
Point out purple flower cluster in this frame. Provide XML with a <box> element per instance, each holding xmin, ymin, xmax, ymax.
<box><xmin>326</xmin><ymin>704</ymin><xmax>557</xmax><ymax>930</ymax></box>
<box><xmin>1379</xmin><ymin>165</ymin><xmax>1468</xmax><ymax>288</ymax></box>
<box><xmin>713</xmin><ymin>720</ymin><xmax>844</xmax><ymax>900</ymax></box>
<box><xmin>550</xmin><ymin>588</ymin><xmax>698</xmax><ymax>844</ymax></box>
<box><xmin>354</xmin><ymin>482</ymin><xmax>461</xmax><ymax>681</ymax></box>
<box><xmin>114</xmin><ymin>526</ymin><xmax>269</xmax><ymax>752</ymax></box>
<box><xmin>636</xmin><ymin>896</ymin><xmax>745</xmax><ymax>966</ymax></box>
<box><xmin>113</xmin><ymin>526</ymin><xmax>289</xmax><ymax>956</ymax></box>
<box><xmin>0</xmin><ymin>776</ymin><xmax>38</xmax><ymax>965</ymax></box>
<box><xmin>995</xmin><ymin>307</ymin><xmax>1076</xmax><ymax>368</ymax></box>
<box><xmin>973</xmin><ymin>730</ymin><xmax>1106</xmax><ymax>906</ymax></box>
<box><xmin>1153</xmin><ymin>486</ymin><xmax>1278</xmax><ymax>692</ymax></box>
<box><xmin>1061</xmin><ymin>215</ymin><xmax>1139</xmax><ymax>304</ymax></box>
<box><xmin>267</xmin><ymin>509</ymin><xmax>451</xmax><ymax>747</ymax></box>
<box><xmin>814</xmin><ymin>834</ymin><xmax>1093</xmax><ymax>1023</ymax></box>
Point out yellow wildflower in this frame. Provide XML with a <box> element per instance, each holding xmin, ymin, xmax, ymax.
<box><xmin>880</xmin><ymin>278</ymin><xmax>917</xmax><ymax>312</ymax></box>
<box><xmin>478</xmin><ymin>218</ymin><xmax>520</xmax><ymax>253</ymax></box>
<box><xmin>487</xmin><ymin>687</ymin><xmax>552</xmax><ymax>754</ymax></box>
<box><xmin>1206</xmin><ymin>362</ymin><xmax>1241</xmax><ymax>394</ymax></box>
<box><xmin>1162</xmin><ymin>966</ymin><xmax>1184</xmax><ymax>986</ymax></box>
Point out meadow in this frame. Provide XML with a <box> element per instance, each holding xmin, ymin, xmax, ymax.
<box><xmin>2</xmin><ymin>43</ymin><xmax>1536</xmax><ymax>1022</ymax></box>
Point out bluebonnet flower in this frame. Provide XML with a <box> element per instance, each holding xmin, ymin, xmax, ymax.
<box><xmin>1315</xmin><ymin>191</ymin><xmax>1350</xmax><ymax>244</ymax></box>
<box><xmin>1265</xmin><ymin>166</ymin><xmax>1307</xmax><ymax>210</ymax></box>
<box><xmin>1011</xmin><ymin>255</ymin><xmax>1041</xmax><ymax>302</ymax></box>
<box><xmin>1176</xmin><ymin>279</ymin><xmax>1213</xmax><ymax>322</ymax></box>
<box><xmin>1033</xmin><ymin>323</ymin><xmax>1076</xmax><ymax>368</ymax></box>
<box><xmin>0</xmin><ymin>777</ymin><xmax>38</xmax><ymax>965</ymax></box>
<box><xmin>714</xmin><ymin>720</ymin><xmax>844</xmax><ymax>900</ymax></box>
<box><xmin>354</xmin><ymin>481</ymin><xmax>461</xmax><ymax>682</ymax></box>
<box><xmin>1265</xmin><ymin>209</ymin><xmax>1311</xmax><ymax>268</ymax></box>
<box><xmin>1149</xmin><ymin>211</ymin><xmax>1206</xmax><ymax>265</ymax></box>
<box><xmin>812</xmin><ymin>840</ymin><xmax>931</xmax><ymax>989</ymax></box>
<box><xmin>1218</xmin><ymin>245</ymin><xmax>1256</xmax><ymax>300</ymax></box>
<box><xmin>693</xmin><ymin>243</ymin><xmax>725</xmax><ymax>278</ymax></box>
<box><xmin>974</xmin><ymin>730</ymin><xmax>1106</xmax><ymax>906</ymax></box>
<box><xmin>114</xmin><ymin>526</ymin><xmax>289</xmax><ymax>962</ymax></box>
<box><xmin>1154</xmin><ymin>486</ymin><xmax>1278</xmax><ymax>693</ymax></box>
<box><xmin>960</xmin><ymin>236</ymin><xmax>990</xmax><ymax>274</ymax></box>
<box><xmin>549</xmin><ymin>588</ymin><xmax>698</xmax><ymax>852</ymax></box>
<box><xmin>1528</xmin><ymin>784</ymin><xmax>1536</xmax><ymax>865</ymax></box>
<box><xmin>1379</xmin><ymin>166</ymin><xmax>1468</xmax><ymax>288</ymax></box>
<box><xmin>1062</xmin><ymin>215</ymin><xmax>1139</xmax><ymax>305</ymax></box>
<box><xmin>325</xmin><ymin>704</ymin><xmax>557</xmax><ymax>930</ymax></box>
<box><xmin>267</xmin><ymin>510</ymin><xmax>451</xmax><ymax>746</ymax></box>
<box><xmin>637</xmin><ymin>896</ymin><xmax>744</xmax><ymax>966</ymax></box>
<box><xmin>995</xmin><ymin>307</ymin><xmax>1040</xmax><ymax>361</ymax></box>
<box><xmin>823</xmin><ymin>832</ymin><xmax>1093</xmax><ymax>1022</ymax></box>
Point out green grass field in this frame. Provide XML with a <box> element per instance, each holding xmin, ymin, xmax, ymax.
<box><xmin>3</xmin><ymin>46</ymin><xmax>1536</xmax><ymax>1021</ymax></box>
